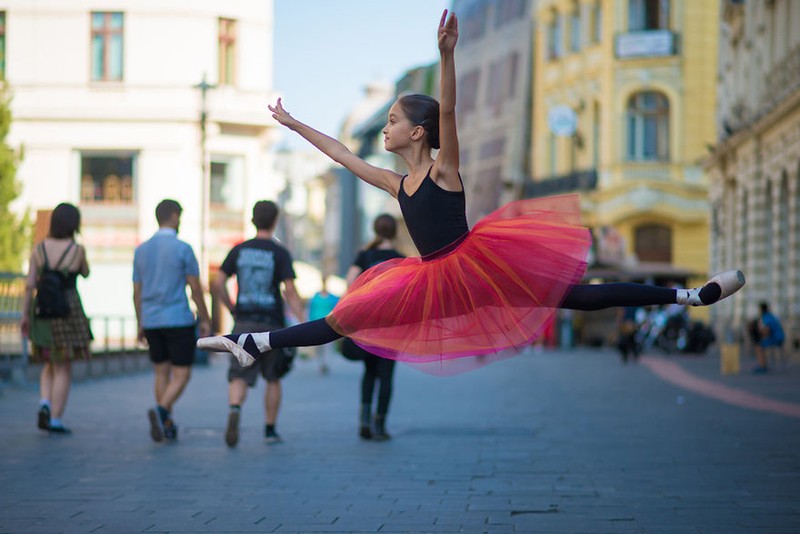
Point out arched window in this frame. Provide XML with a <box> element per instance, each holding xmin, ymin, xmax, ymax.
<box><xmin>626</xmin><ymin>91</ymin><xmax>669</xmax><ymax>161</ymax></box>
<box><xmin>634</xmin><ymin>224</ymin><xmax>671</xmax><ymax>263</ymax></box>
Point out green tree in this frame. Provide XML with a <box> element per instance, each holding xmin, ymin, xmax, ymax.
<box><xmin>0</xmin><ymin>85</ymin><xmax>29</xmax><ymax>272</ymax></box>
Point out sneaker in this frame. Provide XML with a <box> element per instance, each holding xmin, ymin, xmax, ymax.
<box><xmin>147</xmin><ymin>408</ymin><xmax>165</xmax><ymax>442</ymax></box>
<box><xmin>49</xmin><ymin>424</ymin><xmax>72</xmax><ymax>435</ymax></box>
<box><xmin>163</xmin><ymin>418</ymin><xmax>178</xmax><ymax>440</ymax></box>
<box><xmin>225</xmin><ymin>411</ymin><xmax>240</xmax><ymax>447</ymax></box>
<box><xmin>37</xmin><ymin>405</ymin><xmax>50</xmax><ymax>431</ymax></box>
<box><xmin>264</xmin><ymin>427</ymin><xmax>282</xmax><ymax>444</ymax></box>
<box><xmin>197</xmin><ymin>334</ymin><xmax>266</xmax><ymax>367</ymax></box>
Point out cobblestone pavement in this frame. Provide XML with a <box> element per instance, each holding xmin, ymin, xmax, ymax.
<box><xmin>1</xmin><ymin>346</ymin><xmax>799</xmax><ymax>533</ymax></box>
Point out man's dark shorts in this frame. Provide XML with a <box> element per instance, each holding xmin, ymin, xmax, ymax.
<box><xmin>144</xmin><ymin>326</ymin><xmax>196</xmax><ymax>367</ymax></box>
<box><xmin>227</xmin><ymin>319</ymin><xmax>292</xmax><ymax>386</ymax></box>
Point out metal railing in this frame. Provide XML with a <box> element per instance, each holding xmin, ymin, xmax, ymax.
<box><xmin>0</xmin><ymin>273</ymin><xmax>28</xmax><ymax>371</ymax></box>
<box><xmin>0</xmin><ymin>272</ymin><xmax>143</xmax><ymax>371</ymax></box>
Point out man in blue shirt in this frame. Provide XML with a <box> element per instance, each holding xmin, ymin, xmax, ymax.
<box><xmin>753</xmin><ymin>301</ymin><xmax>785</xmax><ymax>374</ymax></box>
<box><xmin>133</xmin><ymin>199</ymin><xmax>211</xmax><ymax>442</ymax></box>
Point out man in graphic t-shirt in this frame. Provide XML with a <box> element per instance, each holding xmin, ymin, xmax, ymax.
<box><xmin>211</xmin><ymin>201</ymin><xmax>305</xmax><ymax>447</ymax></box>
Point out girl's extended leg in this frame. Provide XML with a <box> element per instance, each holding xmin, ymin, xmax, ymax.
<box><xmin>561</xmin><ymin>270</ymin><xmax>745</xmax><ymax>311</ymax></box>
<box><xmin>198</xmin><ymin>318</ymin><xmax>341</xmax><ymax>367</ymax></box>
<box><xmin>199</xmin><ymin>270</ymin><xmax>745</xmax><ymax>367</ymax></box>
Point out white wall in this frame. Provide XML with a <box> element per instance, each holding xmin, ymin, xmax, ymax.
<box><xmin>4</xmin><ymin>0</ymin><xmax>280</xmax><ymax>324</ymax></box>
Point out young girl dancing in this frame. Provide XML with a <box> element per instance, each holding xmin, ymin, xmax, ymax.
<box><xmin>199</xmin><ymin>10</ymin><xmax>744</xmax><ymax>373</ymax></box>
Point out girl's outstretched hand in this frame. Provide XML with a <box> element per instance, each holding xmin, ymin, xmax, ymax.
<box><xmin>268</xmin><ymin>97</ymin><xmax>296</xmax><ymax>128</ymax></box>
<box><xmin>438</xmin><ymin>9</ymin><xmax>458</xmax><ymax>53</ymax></box>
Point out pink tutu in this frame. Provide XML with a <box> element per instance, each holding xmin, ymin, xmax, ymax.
<box><xmin>328</xmin><ymin>194</ymin><xmax>591</xmax><ymax>374</ymax></box>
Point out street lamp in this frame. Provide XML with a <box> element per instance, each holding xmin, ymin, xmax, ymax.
<box><xmin>194</xmin><ymin>73</ymin><xmax>216</xmax><ymax>284</ymax></box>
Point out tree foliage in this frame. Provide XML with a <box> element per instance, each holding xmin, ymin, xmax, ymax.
<box><xmin>0</xmin><ymin>85</ymin><xmax>29</xmax><ymax>272</ymax></box>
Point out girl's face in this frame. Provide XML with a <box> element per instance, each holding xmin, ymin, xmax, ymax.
<box><xmin>383</xmin><ymin>101</ymin><xmax>417</xmax><ymax>153</ymax></box>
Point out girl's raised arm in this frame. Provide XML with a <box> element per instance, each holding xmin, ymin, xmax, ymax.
<box><xmin>269</xmin><ymin>98</ymin><xmax>402</xmax><ymax>196</ymax></box>
<box><xmin>432</xmin><ymin>10</ymin><xmax>460</xmax><ymax>187</ymax></box>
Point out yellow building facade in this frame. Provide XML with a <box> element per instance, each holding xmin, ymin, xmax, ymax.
<box><xmin>531</xmin><ymin>0</ymin><xmax>718</xmax><ymax>290</ymax></box>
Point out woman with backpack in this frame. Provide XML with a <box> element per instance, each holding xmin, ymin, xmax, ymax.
<box><xmin>20</xmin><ymin>203</ymin><xmax>92</xmax><ymax>434</ymax></box>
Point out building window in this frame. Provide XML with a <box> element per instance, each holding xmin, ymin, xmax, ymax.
<box><xmin>626</xmin><ymin>91</ymin><xmax>669</xmax><ymax>161</ymax></box>
<box><xmin>218</xmin><ymin>18</ymin><xmax>237</xmax><ymax>86</ymax></box>
<box><xmin>462</xmin><ymin>2</ymin><xmax>489</xmax><ymax>43</ymax></box>
<box><xmin>592</xmin><ymin>101</ymin><xmax>600</xmax><ymax>167</ymax></box>
<box><xmin>210</xmin><ymin>157</ymin><xmax>243</xmax><ymax>210</ymax></box>
<box><xmin>547</xmin><ymin>9</ymin><xmax>563</xmax><ymax>60</ymax></box>
<box><xmin>628</xmin><ymin>0</ymin><xmax>669</xmax><ymax>31</ymax></box>
<box><xmin>80</xmin><ymin>153</ymin><xmax>135</xmax><ymax>204</ymax></box>
<box><xmin>210</xmin><ymin>161</ymin><xmax>230</xmax><ymax>206</ymax></box>
<box><xmin>0</xmin><ymin>12</ymin><xmax>6</xmax><ymax>80</ymax></box>
<box><xmin>507</xmin><ymin>51</ymin><xmax>519</xmax><ymax>99</ymax></box>
<box><xmin>634</xmin><ymin>224</ymin><xmax>671</xmax><ymax>263</ymax></box>
<box><xmin>569</xmin><ymin>2</ymin><xmax>581</xmax><ymax>52</ymax></box>
<box><xmin>549</xmin><ymin>133</ymin><xmax>557</xmax><ymax>175</ymax></box>
<box><xmin>592</xmin><ymin>0</ymin><xmax>603</xmax><ymax>43</ymax></box>
<box><xmin>91</xmin><ymin>12</ymin><xmax>124</xmax><ymax>81</ymax></box>
<box><xmin>496</xmin><ymin>0</ymin><xmax>527</xmax><ymax>28</ymax></box>
<box><xmin>457</xmin><ymin>69</ymin><xmax>481</xmax><ymax>119</ymax></box>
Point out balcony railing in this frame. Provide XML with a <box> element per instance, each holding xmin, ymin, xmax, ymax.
<box><xmin>523</xmin><ymin>169</ymin><xmax>598</xmax><ymax>198</ymax></box>
<box><xmin>615</xmin><ymin>30</ymin><xmax>677</xmax><ymax>59</ymax></box>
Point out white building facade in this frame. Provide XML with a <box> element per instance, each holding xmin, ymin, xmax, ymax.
<box><xmin>4</xmin><ymin>1</ymin><xmax>280</xmax><ymax>331</ymax></box>
<box><xmin>705</xmin><ymin>0</ymin><xmax>800</xmax><ymax>349</ymax></box>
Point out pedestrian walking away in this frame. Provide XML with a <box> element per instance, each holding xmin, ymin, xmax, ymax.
<box><xmin>133</xmin><ymin>199</ymin><xmax>211</xmax><ymax>442</ymax></box>
<box><xmin>20</xmin><ymin>203</ymin><xmax>92</xmax><ymax>434</ymax></box>
<box><xmin>307</xmin><ymin>274</ymin><xmax>339</xmax><ymax>375</ymax></box>
<box><xmin>198</xmin><ymin>9</ymin><xmax>746</xmax><ymax>375</ymax></box>
<box><xmin>344</xmin><ymin>214</ymin><xmax>405</xmax><ymax>441</ymax></box>
<box><xmin>752</xmin><ymin>301</ymin><xmax>786</xmax><ymax>374</ymax></box>
<box><xmin>211</xmin><ymin>200</ymin><xmax>306</xmax><ymax>447</ymax></box>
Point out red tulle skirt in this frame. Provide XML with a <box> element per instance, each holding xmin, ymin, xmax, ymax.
<box><xmin>328</xmin><ymin>194</ymin><xmax>591</xmax><ymax>374</ymax></box>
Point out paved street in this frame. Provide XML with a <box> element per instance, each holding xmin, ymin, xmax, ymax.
<box><xmin>2</xmin><ymin>346</ymin><xmax>800</xmax><ymax>533</ymax></box>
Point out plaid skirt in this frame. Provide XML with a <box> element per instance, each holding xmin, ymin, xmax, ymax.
<box><xmin>31</xmin><ymin>289</ymin><xmax>92</xmax><ymax>363</ymax></box>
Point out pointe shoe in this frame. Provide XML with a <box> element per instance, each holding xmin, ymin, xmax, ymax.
<box><xmin>197</xmin><ymin>334</ymin><xmax>264</xmax><ymax>367</ymax></box>
<box><xmin>680</xmin><ymin>270</ymin><xmax>746</xmax><ymax>306</ymax></box>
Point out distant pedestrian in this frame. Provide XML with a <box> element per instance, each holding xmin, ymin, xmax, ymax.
<box><xmin>345</xmin><ymin>214</ymin><xmax>405</xmax><ymax>441</ymax></box>
<box><xmin>616</xmin><ymin>306</ymin><xmax>641</xmax><ymax>363</ymax></box>
<box><xmin>752</xmin><ymin>301</ymin><xmax>785</xmax><ymax>374</ymax></box>
<box><xmin>133</xmin><ymin>199</ymin><xmax>211</xmax><ymax>442</ymax></box>
<box><xmin>20</xmin><ymin>203</ymin><xmax>92</xmax><ymax>434</ymax></box>
<box><xmin>211</xmin><ymin>200</ymin><xmax>305</xmax><ymax>448</ymax></box>
<box><xmin>308</xmin><ymin>275</ymin><xmax>340</xmax><ymax>375</ymax></box>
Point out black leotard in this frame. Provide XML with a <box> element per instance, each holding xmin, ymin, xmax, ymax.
<box><xmin>397</xmin><ymin>170</ymin><xmax>469</xmax><ymax>257</ymax></box>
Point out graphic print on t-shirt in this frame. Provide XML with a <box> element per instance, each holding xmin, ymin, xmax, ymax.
<box><xmin>236</xmin><ymin>248</ymin><xmax>278</xmax><ymax>314</ymax></box>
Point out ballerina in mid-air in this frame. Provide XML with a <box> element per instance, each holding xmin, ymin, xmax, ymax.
<box><xmin>198</xmin><ymin>10</ymin><xmax>744</xmax><ymax>373</ymax></box>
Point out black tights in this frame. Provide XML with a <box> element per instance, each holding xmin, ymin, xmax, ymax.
<box><xmin>362</xmin><ymin>355</ymin><xmax>396</xmax><ymax>416</ymax></box>
<box><xmin>268</xmin><ymin>283</ymin><xmax>679</xmax><ymax>349</ymax></box>
<box><xmin>560</xmin><ymin>282</ymin><xmax>676</xmax><ymax>311</ymax></box>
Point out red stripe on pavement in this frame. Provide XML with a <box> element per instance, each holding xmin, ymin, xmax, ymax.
<box><xmin>641</xmin><ymin>356</ymin><xmax>800</xmax><ymax>419</ymax></box>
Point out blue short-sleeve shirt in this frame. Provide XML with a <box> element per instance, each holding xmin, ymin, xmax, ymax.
<box><xmin>133</xmin><ymin>228</ymin><xmax>200</xmax><ymax>329</ymax></box>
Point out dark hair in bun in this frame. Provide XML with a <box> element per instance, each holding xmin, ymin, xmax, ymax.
<box><xmin>398</xmin><ymin>94</ymin><xmax>440</xmax><ymax>150</ymax></box>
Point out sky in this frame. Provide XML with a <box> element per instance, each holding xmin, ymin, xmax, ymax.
<box><xmin>273</xmin><ymin>0</ymin><xmax>450</xmax><ymax>149</ymax></box>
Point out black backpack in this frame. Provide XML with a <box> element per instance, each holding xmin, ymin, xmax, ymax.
<box><xmin>34</xmin><ymin>242</ymin><xmax>75</xmax><ymax>319</ymax></box>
